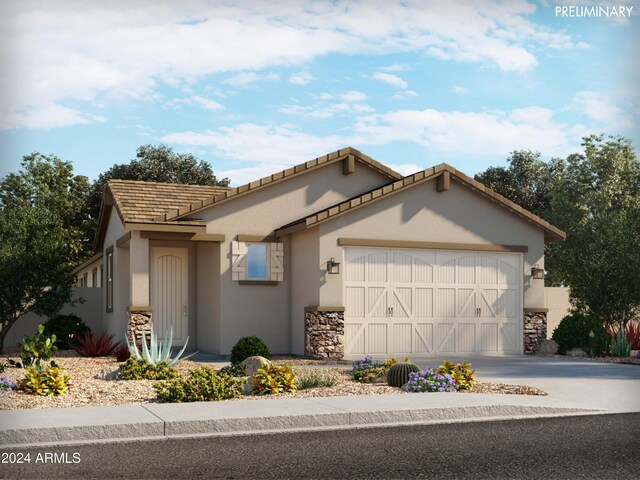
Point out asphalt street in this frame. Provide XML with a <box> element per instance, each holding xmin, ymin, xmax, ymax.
<box><xmin>1</xmin><ymin>413</ymin><xmax>637</xmax><ymax>479</ymax></box>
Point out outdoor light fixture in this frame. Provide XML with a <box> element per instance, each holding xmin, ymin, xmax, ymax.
<box><xmin>327</xmin><ymin>257</ymin><xmax>340</xmax><ymax>275</ymax></box>
<box><xmin>531</xmin><ymin>264</ymin><xmax>544</xmax><ymax>280</ymax></box>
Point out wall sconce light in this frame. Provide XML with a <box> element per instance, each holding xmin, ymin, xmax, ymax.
<box><xmin>531</xmin><ymin>264</ymin><xmax>544</xmax><ymax>280</ymax></box>
<box><xmin>327</xmin><ymin>257</ymin><xmax>341</xmax><ymax>275</ymax></box>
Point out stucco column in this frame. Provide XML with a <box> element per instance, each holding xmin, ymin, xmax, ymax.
<box><xmin>129</xmin><ymin>231</ymin><xmax>150</xmax><ymax>306</ymax></box>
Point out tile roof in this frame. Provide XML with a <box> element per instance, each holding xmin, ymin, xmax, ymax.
<box><xmin>154</xmin><ymin>147</ymin><xmax>403</xmax><ymax>222</ymax></box>
<box><xmin>275</xmin><ymin>164</ymin><xmax>566</xmax><ymax>243</ymax></box>
<box><xmin>107</xmin><ymin>179</ymin><xmax>230</xmax><ymax>223</ymax></box>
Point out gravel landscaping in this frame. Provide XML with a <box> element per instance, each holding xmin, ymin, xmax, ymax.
<box><xmin>0</xmin><ymin>351</ymin><xmax>546</xmax><ymax>410</ymax></box>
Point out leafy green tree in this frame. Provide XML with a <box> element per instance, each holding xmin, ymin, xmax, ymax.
<box><xmin>474</xmin><ymin>150</ymin><xmax>556</xmax><ymax>219</ymax></box>
<box><xmin>87</xmin><ymin>144</ymin><xmax>230</xmax><ymax>222</ymax></box>
<box><xmin>0</xmin><ymin>206</ymin><xmax>76</xmax><ymax>353</ymax></box>
<box><xmin>547</xmin><ymin>134</ymin><xmax>640</xmax><ymax>321</ymax></box>
<box><xmin>0</xmin><ymin>153</ymin><xmax>91</xmax><ymax>259</ymax></box>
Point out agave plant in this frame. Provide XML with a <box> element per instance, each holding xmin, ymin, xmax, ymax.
<box><xmin>126</xmin><ymin>325</ymin><xmax>195</xmax><ymax>366</ymax></box>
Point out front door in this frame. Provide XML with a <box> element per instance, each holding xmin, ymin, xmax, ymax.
<box><xmin>151</xmin><ymin>247</ymin><xmax>188</xmax><ymax>346</ymax></box>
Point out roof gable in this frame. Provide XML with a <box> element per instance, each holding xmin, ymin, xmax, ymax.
<box><xmin>154</xmin><ymin>147</ymin><xmax>402</xmax><ymax>222</ymax></box>
<box><xmin>275</xmin><ymin>164</ymin><xmax>566</xmax><ymax>243</ymax></box>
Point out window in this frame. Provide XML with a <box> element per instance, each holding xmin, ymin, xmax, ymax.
<box><xmin>78</xmin><ymin>276</ymin><xmax>85</xmax><ymax>287</ymax></box>
<box><xmin>247</xmin><ymin>244</ymin><xmax>268</xmax><ymax>280</ymax></box>
<box><xmin>91</xmin><ymin>268</ymin><xmax>97</xmax><ymax>288</ymax></box>
<box><xmin>100</xmin><ymin>266</ymin><xmax>103</xmax><ymax>288</ymax></box>
<box><xmin>106</xmin><ymin>246</ymin><xmax>114</xmax><ymax>312</ymax></box>
<box><xmin>82</xmin><ymin>272</ymin><xmax>88</xmax><ymax>287</ymax></box>
<box><xmin>232</xmin><ymin>240</ymin><xmax>284</xmax><ymax>283</ymax></box>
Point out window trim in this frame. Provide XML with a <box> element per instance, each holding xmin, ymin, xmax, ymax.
<box><xmin>106</xmin><ymin>245</ymin><xmax>114</xmax><ymax>312</ymax></box>
<box><xmin>91</xmin><ymin>268</ymin><xmax>97</xmax><ymax>288</ymax></box>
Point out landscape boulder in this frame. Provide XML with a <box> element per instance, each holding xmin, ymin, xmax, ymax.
<box><xmin>538</xmin><ymin>339</ymin><xmax>559</xmax><ymax>355</ymax></box>
<box><xmin>240</xmin><ymin>356</ymin><xmax>273</xmax><ymax>394</ymax></box>
<box><xmin>566</xmin><ymin>348</ymin><xmax>587</xmax><ymax>357</ymax></box>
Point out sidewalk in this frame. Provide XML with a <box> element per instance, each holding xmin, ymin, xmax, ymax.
<box><xmin>2</xmin><ymin>355</ymin><xmax>638</xmax><ymax>448</ymax></box>
<box><xmin>0</xmin><ymin>392</ymin><xmax>602</xmax><ymax>448</ymax></box>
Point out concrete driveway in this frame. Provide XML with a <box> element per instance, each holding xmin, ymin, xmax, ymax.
<box><xmin>413</xmin><ymin>355</ymin><xmax>640</xmax><ymax>413</ymax></box>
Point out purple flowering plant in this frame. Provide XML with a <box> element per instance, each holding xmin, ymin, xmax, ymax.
<box><xmin>0</xmin><ymin>377</ymin><xmax>17</xmax><ymax>392</ymax></box>
<box><xmin>352</xmin><ymin>356</ymin><xmax>396</xmax><ymax>383</ymax></box>
<box><xmin>402</xmin><ymin>368</ymin><xmax>458</xmax><ymax>393</ymax></box>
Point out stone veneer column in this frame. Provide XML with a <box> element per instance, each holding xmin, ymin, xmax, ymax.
<box><xmin>523</xmin><ymin>311</ymin><xmax>547</xmax><ymax>354</ymax></box>
<box><xmin>304</xmin><ymin>308</ymin><xmax>345</xmax><ymax>358</ymax></box>
<box><xmin>127</xmin><ymin>307</ymin><xmax>152</xmax><ymax>348</ymax></box>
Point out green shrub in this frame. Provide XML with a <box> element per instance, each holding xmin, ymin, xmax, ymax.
<box><xmin>610</xmin><ymin>325</ymin><xmax>632</xmax><ymax>357</ymax></box>
<box><xmin>252</xmin><ymin>363</ymin><xmax>296</xmax><ymax>395</ymax></box>
<box><xmin>437</xmin><ymin>360</ymin><xmax>476</xmax><ymax>391</ymax></box>
<box><xmin>296</xmin><ymin>371</ymin><xmax>337</xmax><ymax>390</ymax></box>
<box><xmin>42</xmin><ymin>314</ymin><xmax>90</xmax><ymax>350</ymax></box>
<box><xmin>552</xmin><ymin>312</ymin><xmax>608</xmax><ymax>355</ymax></box>
<box><xmin>119</xmin><ymin>358</ymin><xmax>180</xmax><ymax>381</ymax></box>
<box><xmin>386</xmin><ymin>361</ymin><xmax>421</xmax><ymax>388</ymax></box>
<box><xmin>229</xmin><ymin>336</ymin><xmax>270</xmax><ymax>364</ymax></box>
<box><xmin>20</xmin><ymin>366</ymin><xmax>70</xmax><ymax>396</ymax></box>
<box><xmin>17</xmin><ymin>324</ymin><xmax>58</xmax><ymax>369</ymax></box>
<box><xmin>154</xmin><ymin>366</ymin><xmax>243</xmax><ymax>403</ymax></box>
<box><xmin>218</xmin><ymin>362</ymin><xmax>247</xmax><ymax>377</ymax></box>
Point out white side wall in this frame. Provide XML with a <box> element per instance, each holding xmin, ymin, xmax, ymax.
<box><xmin>102</xmin><ymin>208</ymin><xmax>128</xmax><ymax>341</ymax></box>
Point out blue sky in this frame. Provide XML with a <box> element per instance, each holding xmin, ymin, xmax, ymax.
<box><xmin>1</xmin><ymin>0</ymin><xmax>638</xmax><ymax>186</ymax></box>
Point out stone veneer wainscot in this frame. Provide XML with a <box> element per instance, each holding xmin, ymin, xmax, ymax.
<box><xmin>524</xmin><ymin>311</ymin><xmax>547</xmax><ymax>354</ymax></box>
<box><xmin>304</xmin><ymin>308</ymin><xmax>345</xmax><ymax>358</ymax></box>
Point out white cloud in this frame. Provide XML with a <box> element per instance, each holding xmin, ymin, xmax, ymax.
<box><xmin>0</xmin><ymin>103</ymin><xmax>106</xmax><ymax>131</ymax></box>
<box><xmin>380</xmin><ymin>64</ymin><xmax>411</xmax><ymax>72</ymax></box>
<box><xmin>0</xmin><ymin>1</ymin><xmax>583</xmax><ymax>129</ymax></box>
<box><xmin>372</xmin><ymin>72</ymin><xmax>408</xmax><ymax>89</ymax></box>
<box><xmin>451</xmin><ymin>85</ymin><xmax>469</xmax><ymax>95</ymax></box>
<box><xmin>288</xmin><ymin>71</ymin><xmax>314</xmax><ymax>85</ymax></box>
<box><xmin>281</xmin><ymin>90</ymin><xmax>372</xmax><ymax>118</ymax></box>
<box><xmin>166</xmin><ymin>95</ymin><xmax>224</xmax><ymax>111</ymax></box>
<box><xmin>222</xmin><ymin>72</ymin><xmax>280</xmax><ymax>86</ymax></box>
<box><xmin>572</xmin><ymin>91</ymin><xmax>632</xmax><ymax>129</ymax></box>
<box><xmin>392</xmin><ymin>90</ymin><xmax>419</xmax><ymax>100</ymax></box>
<box><xmin>341</xmin><ymin>91</ymin><xmax>368</xmax><ymax>102</ymax></box>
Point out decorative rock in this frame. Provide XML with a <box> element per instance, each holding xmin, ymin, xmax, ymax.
<box><xmin>567</xmin><ymin>348</ymin><xmax>587</xmax><ymax>357</ymax></box>
<box><xmin>537</xmin><ymin>339</ymin><xmax>559</xmax><ymax>355</ymax></box>
<box><xmin>523</xmin><ymin>312</ymin><xmax>547</xmax><ymax>354</ymax></box>
<box><xmin>240</xmin><ymin>356</ymin><xmax>272</xmax><ymax>394</ymax></box>
<box><xmin>305</xmin><ymin>310</ymin><xmax>344</xmax><ymax>358</ymax></box>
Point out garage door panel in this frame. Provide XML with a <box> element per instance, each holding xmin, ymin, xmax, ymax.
<box><xmin>368</xmin><ymin>323</ymin><xmax>388</xmax><ymax>354</ymax></box>
<box><xmin>345</xmin><ymin>323</ymin><xmax>365</xmax><ymax>355</ymax></box>
<box><xmin>479</xmin><ymin>323</ymin><xmax>498</xmax><ymax>352</ymax></box>
<box><xmin>392</xmin><ymin>323</ymin><xmax>413</xmax><ymax>353</ymax></box>
<box><xmin>367</xmin><ymin>252</ymin><xmax>388</xmax><ymax>282</ymax></box>
<box><xmin>344</xmin><ymin>247</ymin><xmax>522</xmax><ymax>357</ymax></box>
<box><xmin>457</xmin><ymin>323</ymin><xmax>476</xmax><ymax>352</ymax></box>
<box><xmin>345</xmin><ymin>287</ymin><xmax>365</xmax><ymax>317</ymax></box>
<box><xmin>437</xmin><ymin>323</ymin><xmax>456</xmax><ymax>352</ymax></box>
<box><xmin>414</xmin><ymin>323</ymin><xmax>434</xmax><ymax>354</ymax></box>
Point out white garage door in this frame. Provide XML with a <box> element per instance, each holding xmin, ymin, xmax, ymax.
<box><xmin>343</xmin><ymin>247</ymin><xmax>522</xmax><ymax>358</ymax></box>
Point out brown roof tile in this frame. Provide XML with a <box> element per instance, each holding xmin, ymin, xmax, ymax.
<box><xmin>107</xmin><ymin>180</ymin><xmax>230</xmax><ymax>223</ymax></box>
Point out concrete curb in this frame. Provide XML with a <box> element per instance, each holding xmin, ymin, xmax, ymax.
<box><xmin>0</xmin><ymin>395</ymin><xmax>603</xmax><ymax>447</ymax></box>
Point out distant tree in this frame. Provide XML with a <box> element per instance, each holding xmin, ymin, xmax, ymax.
<box><xmin>87</xmin><ymin>144</ymin><xmax>230</xmax><ymax>222</ymax></box>
<box><xmin>474</xmin><ymin>150</ymin><xmax>556</xmax><ymax>219</ymax></box>
<box><xmin>0</xmin><ymin>153</ymin><xmax>91</xmax><ymax>258</ymax></box>
<box><xmin>0</xmin><ymin>206</ymin><xmax>76</xmax><ymax>353</ymax></box>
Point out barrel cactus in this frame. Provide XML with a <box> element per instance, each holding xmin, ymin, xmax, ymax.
<box><xmin>386</xmin><ymin>361</ymin><xmax>420</xmax><ymax>388</ymax></box>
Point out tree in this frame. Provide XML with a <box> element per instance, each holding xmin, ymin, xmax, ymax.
<box><xmin>87</xmin><ymin>144</ymin><xmax>230</xmax><ymax>222</ymax></box>
<box><xmin>0</xmin><ymin>153</ymin><xmax>91</xmax><ymax>259</ymax></box>
<box><xmin>474</xmin><ymin>150</ymin><xmax>556</xmax><ymax>219</ymax></box>
<box><xmin>0</xmin><ymin>206</ymin><xmax>76</xmax><ymax>353</ymax></box>
<box><xmin>546</xmin><ymin>134</ymin><xmax>640</xmax><ymax>320</ymax></box>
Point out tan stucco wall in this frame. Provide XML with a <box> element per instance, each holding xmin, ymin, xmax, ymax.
<box><xmin>75</xmin><ymin>257</ymin><xmax>103</xmax><ymax>287</ymax></box>
<box><xmin>196</xmin><ymin>242</ymin><xmax>220</xmax><ymax>353</ymax></box>
<box><xmin>103</xmin><ymin>208</ymin><xmax>128</xmax><ymax>340</ymax></box>
<box><xmin>197</xmin><ymin>161</ymin><xmax>391</xmax><ymax>354</ymax></box>
<box><xmin>290</xmin><ymin>228</ymin><xmax>321</xmax><ymax>355</ymax></box>
<box><xmin>315</xmin><ymin>178</ymin><xmax>547</xmax><ymax>309</ymax></box>
<box><xmin>545</xmin><ymin>287</ymin><xmax>572</xmax><ymax>338</ymax></box>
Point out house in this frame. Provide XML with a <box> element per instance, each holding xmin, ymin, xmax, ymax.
<box><xmin>75</xmin><ymin>147</ymin><xmax>565</xmax><ymax>358</ymax></box>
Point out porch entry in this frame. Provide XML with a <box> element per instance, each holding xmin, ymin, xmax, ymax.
<box><xmin>151</xmin><ymin>247</ymin><xmax>188</xmax><ymax>346</ymax></box>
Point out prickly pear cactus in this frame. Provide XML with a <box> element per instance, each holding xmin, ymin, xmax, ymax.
<box><xmin>386</xmin><ymin>362</ymin><xmax>420</xmax><ymax>388</ymax></box>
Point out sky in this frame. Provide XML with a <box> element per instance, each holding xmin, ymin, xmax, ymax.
<box><xmin>0</xmin><ymin>0</ymin><xmax>638</xmax><ymax>186</ymax></box>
